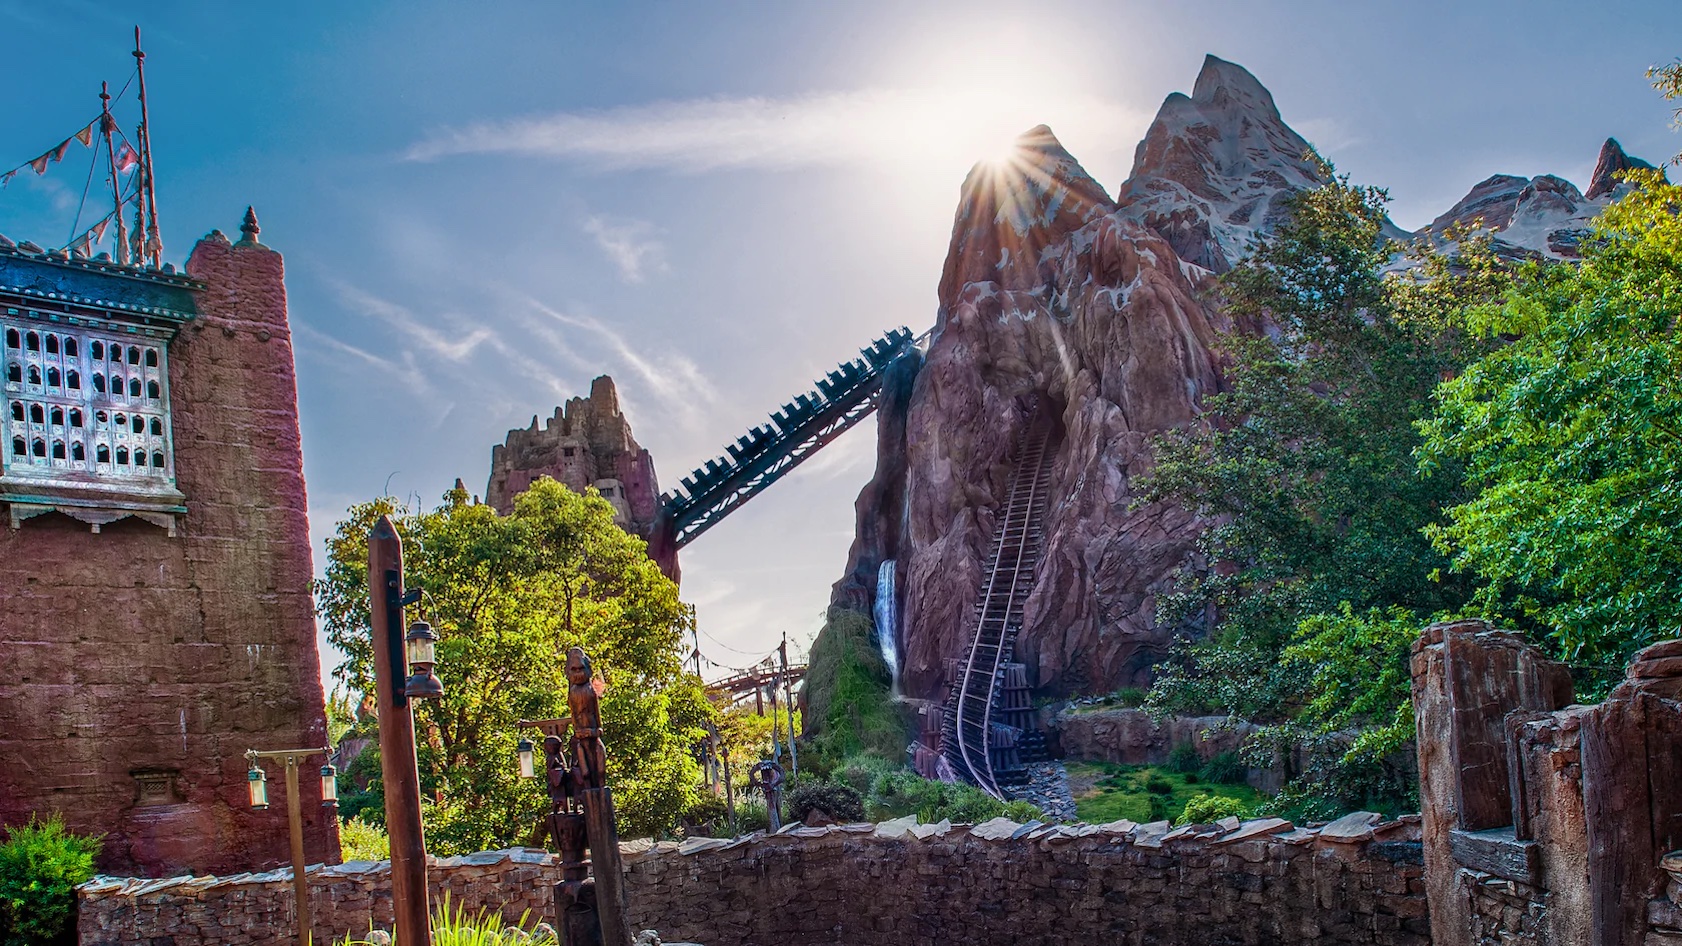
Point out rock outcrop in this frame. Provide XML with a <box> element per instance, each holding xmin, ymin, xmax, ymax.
<box><xmin>485</xmin><ymin>375</ymin><xmax>674</xmax><ymax>577</ymax></box>
<box><xmin>1426</xmin><ymin>137</ymin><xmax>1664</xmax><ymax>260</ymax></box>
<box><xmin>857</xmin><ymin>56</ymin><xmax>1338</xmax><ymax>704</ymax></box>
<box><xmin>828</xmin><ymin>53</ymin><xmax>1665</xmax><ymax>711</ymax></box>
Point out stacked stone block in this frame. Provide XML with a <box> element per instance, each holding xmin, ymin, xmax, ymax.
<box><xmin>80</xmin><ymin>817</ymin><xmax>1427</xmax><ymax>946</ymax></box>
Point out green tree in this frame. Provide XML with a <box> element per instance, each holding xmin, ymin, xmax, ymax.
<box><xmin>315</xmin><ymin>478</ymin><xmax>713</xmax><ymax>849</ymax></box>
<box><xmin>1137</xmin><ymin>168</ymin><xmax>1506</xmax><ymax>810</ymax></box>
<box><xmin>1420</xmin><ymin>172</ymin><xmax>1682</xmax><ymax>676</ymax></box>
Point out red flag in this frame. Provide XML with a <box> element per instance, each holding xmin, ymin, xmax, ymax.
<box><xmin>114</xmin><ymin>143</ymin><xmax>139</xmax><ymax>174</ymax></box>
<box><xmin>30</xmin><ymin>155</ymin><xmax>48</xmax><ymax>175</ymax></box>
<box><xmin>74</xmin><ymin>124</ymin><xmax>93</xmax><ymax>148</ymax></box>
<box><xmin>48</xmin><ymin>140</ymin><xmax>70</xmax><ymax>164</ymax></box>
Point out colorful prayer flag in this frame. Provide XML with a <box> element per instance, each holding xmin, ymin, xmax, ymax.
<box><xmin>114</xmin><ymin>143</ymin><xmax>139</xmax><ymax>174</ymax></box>
<box><xmin>30</xmin><ymin>154</ymin><xmax>49</xmax><ymax>174</ymax></box>
<box><xmin>75</xmin><ymin>124</ymin><xmax>93</xmax><ymax>148</ymax></box>
<box><xmin>92</xmin><ymin>218</ymin><xmax>110</xmax><ymax>243</ymax></box>
<box><xmin>0</xmin><ymin>170</ymin><xmax>14</xmax><ymax>188</ymax></box>
<box><xmin>48</xmin><ymin>140</ymin><xmax>70</xmax><ymax>164</ymax></box>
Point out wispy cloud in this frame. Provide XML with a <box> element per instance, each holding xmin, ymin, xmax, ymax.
<box><xmin>1293</xmin><ymin>117</ymin><xmax>1364</xmax><ymax>155</ymax></box>
<box><xmin>582</xmin><ymin>215</ymin><xmax>667</xmax><ymax>283</ymax></box>
<box><xmin>406</xmin><ymin>87</ymin><xmax>1146</xmax><ymax>176</ymax></box>
<box><xmin>335</xmin><ymin>282</ymin><xmax>496</xmax><ymax>362</ymax></box>
<box><xmin>521</xmin><ymin>298</ymin><xmax>718</xmax><ymax>427</ymax></box>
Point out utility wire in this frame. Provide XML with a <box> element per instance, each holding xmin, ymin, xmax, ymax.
<box><xmin>67</xmin><ymin>133</ymin><xmax>102</xmax><ymax>247</ymax></box>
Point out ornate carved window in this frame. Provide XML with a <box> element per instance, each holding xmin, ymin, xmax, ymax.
<box><xmin>2</xmin><ymin>322</ymin><xmax>176</xmax><ymax>486</ymax></box>
<box><xmin>0</xmin><ymin>250</ymin><xmax>196</xmax><ymax>534</ymax></box>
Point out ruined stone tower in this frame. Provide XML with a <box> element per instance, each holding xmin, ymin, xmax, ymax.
<box><xmin>486</xmin><ymin>375</ymin><xmax>674</xmax><ymax>576</ymax></box>
<box><xmin>0</xmin><ymin>212</ymin><xmax>337</xmax><ymax>876</ymax></box>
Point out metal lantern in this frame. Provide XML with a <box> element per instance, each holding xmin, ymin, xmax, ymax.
<box><xmin>247</xmin><ymin>766</ymin><xmax>269</xmax><ymax>809</ymax></box>
<box><xmin>403</xmin><ymin>618</ymin><xmax>444</xmax><ymax>699</ymax></box>
<box><xmin>517</xmin><ymin>737</ymin><xmax>536</xmax><ymax>779</ymax></box>
<box><xmin>320</xmin><ymin>763</ymin><xmax>338</xmax><ymax>806</ymax></box>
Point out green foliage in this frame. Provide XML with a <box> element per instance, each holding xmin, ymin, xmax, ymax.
<box><xmin>1420</xmin><ymin>173</ymin><xmax>1682</xmax><ymax>678</ymax></box>
<box><xmin>327</xmin><ymin>687</ymin><xmax>359</xmax><ymax>746</ymax></box>
<box><xmin>1070</xmin><ymin>762</ymin><xmax>1260</xmax><ymax>827</ymax></box>
<box><xmin>786</xmin><ymin>781</ymin><xmax>866</xmax><ymax>824</ymax></box>
<box><xmin>1651</xmin><ymin>59</ymin><xmax>1682</xmax><ymax>164</ymax></box>
<box><xmin>1147</xmin><ymin>796</ymin><xmax>1170</xmax><ymax>822</ymax></box>
<box><xmin>1138</xmin><ymin>166</ymin><xmax>1509</xmax><ymax>815</ymax></box>
<box><xmin>339</xmin><ymin>817</ymin><xmax>390</xmax><ymax>862</ymax></box>
<box><xmin>1177</xmin><ymin>794</ymin><xmax>1250</xmax><ymax>826</ymax></box>
<box><xmin>1111</xmin><ymin>687</ymin><xmax>1147</xmax><ymax>708</ymax></box>
<box><xmin>337</xmin><ymin>744</ymin><xmax>385</xmax><ymax>828</ymax></box>
<box><xmin>802</xmin><ymin>608</ymin><xmax>907</xmax><ymax>766</ymax></box>
<box><xmin>337</xmin><ymin>895</ymin><xmax>554</xmax><ymax>945</ymax></box>
<box><xmin>315</xmin><ymin>479</ymin><xmax>712</xmax><ymax>849</ymax></box>
<box><xmin>1198</xmin><ymin>751</ymin><xmax>1247</xmax><ymax>786</ymax></box>
<box><xmin>1166</xmin><ymin>744</ymin><xmax>1201</xmax><ymax>775</ymax></box>
<box><xmin>0</xmin><ymin>814</ymin><xmax>101</xmax><ymax>946</ymax></box>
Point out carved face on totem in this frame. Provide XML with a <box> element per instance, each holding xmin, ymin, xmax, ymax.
<box><xmin>565</xmin><ymin>647</ymin><xmax>592</xmax><ymax>687</ymax></box>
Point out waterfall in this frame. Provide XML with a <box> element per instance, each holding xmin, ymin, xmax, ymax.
<box><xmin>874</xmin><ymin>559</ymin><xmax>901</xmax><ymax>696</ymax></box>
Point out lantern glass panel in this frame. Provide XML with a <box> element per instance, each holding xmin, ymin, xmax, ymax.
<box><xmin>405</xmin><ymin>625</ymin><xmax>436</xmax><ymax>667</ymax></box>
<box><xmin>247</xmin><ymin>769</ymin><xmax>268</xmax><ymax>809</ymax></box>
<box><xmin>320</xmin><ymin>765</ymin><xmax>338</xmax><ymax>804</ymax></box>
<box><xmin>518</xmin><ymin>739</ymin><xmax>535</xmax><ymax>779</ymax></box>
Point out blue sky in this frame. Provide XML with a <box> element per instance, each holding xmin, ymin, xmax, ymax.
<box><xmin>3</xmin><ymin>0</ymin><xmax>1678</xmax><ymax>692</ymax></box>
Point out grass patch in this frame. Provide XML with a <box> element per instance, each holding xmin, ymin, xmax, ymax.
<box><xmin>1067</xmin><ymin>761</ymin><xmax>1264</xmax><ymax>825</ymax></box>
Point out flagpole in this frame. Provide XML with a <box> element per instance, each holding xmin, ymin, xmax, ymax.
<box><xmin>99</xmin><ymin>82</ymin><xmax>129</xmax><ymax>265</ymax></box>
<box><xmin>132</xmin><ymin>26</ymin><xmax>161</xmax><ymax>267</ymax></box>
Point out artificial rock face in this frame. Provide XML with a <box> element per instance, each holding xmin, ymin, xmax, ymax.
<box><xmin>486</xmin><ymin>374</ymin><xmax>673</xmax><ymax>577</ymax></box>
<box><xmin>837</xmin><ymin>54</ymin><xmax>1664</xmax><ymax>707</ymax></box>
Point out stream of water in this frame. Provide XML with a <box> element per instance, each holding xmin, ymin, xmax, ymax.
<box><xmin>874</xmin><ymin>559</ymin><xmax>900</xmax><ymax>698</ymax></box>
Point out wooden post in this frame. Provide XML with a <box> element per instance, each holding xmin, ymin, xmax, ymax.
<box><xmin>780</xmin><ymin>634</ymin><xmax>798</xmax><ymax>780</ymax></box>
<box><xmin>284</xmin><ymin>757</ymin><xmax>310</xmax><ymax>946</ymax></box>
<box><xmin>369</xmin><ymin>516</ymin><xmax>432</xmax><ymax>946</ymax></box>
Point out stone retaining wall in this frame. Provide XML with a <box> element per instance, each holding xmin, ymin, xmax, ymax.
<box><xmin>80</xmin><ymin>815</ymin><xmax>1427</xmax><ymax>946</ymax></box>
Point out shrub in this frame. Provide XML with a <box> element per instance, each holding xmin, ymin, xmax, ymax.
<box><xmin>339</xmin><ymin>817</ymin><xmax>390</xmax><ymax>862</ymax></box>
<box><xmin>1147</xmin><ymin>795</ymin><xmax>1170</xmax><ymax>822</ymax></box>
<box><xmin>0</xmin><ymin>814</ymin><xmax>102</xmax><ymax>946</ymax></box>
<box><xmin>1198</xmin><ymin>751</ymin><xmax>1247</xmax><ymax>785</ymax></box>
<box><xmin>337</xmin><ymin>894</ymin><xmax>554</xmax><ymax>945</ymax></box>
<box><xmin>1167</xmin><ymin>743</ymin><xmax>1201</xmax><ymax>774</ymax></box>
<box><xmin>1112</xmin><ymin>687</ymin><xmax>1147</xmax><ymax>708</ymax></box>
<box><xmin>734</xmin><ymin>799</ymin><xmax>771</xmax><ymax>833</ymax></box>
<box><xmin>786</xmin><ymin>782</ymin><xmax>865</xmax><ymax>824</ymax></box>
<box><xmin>1178</xmin><ymin>794</ymin><xmax>1250</xmax><ymax>826</ymax></box>
<box><xmin>1144</xmin><ymin>775</ymin><xmax>1173</xmax><ymax>795</ymax></box>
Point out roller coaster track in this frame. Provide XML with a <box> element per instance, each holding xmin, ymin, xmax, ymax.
<box><xmin>941</xmin><ymin>402</ymin><xmax>1055</xmax><ymax>799</ymax></box>
<box><xmin>655</xmin><ymin>327</ymin><xmax>920</xmax><ymax>550</ymax></box>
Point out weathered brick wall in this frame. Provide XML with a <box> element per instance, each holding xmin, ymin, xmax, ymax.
<box><xmin>79</xmin><ymin>817</ymin><xmax>1428</xmax><ymax>946</ymax></box>
<box><xmin>0</xmin><ymin>221</ymin><xmax>335</xmax><ymax>876</ymax></box>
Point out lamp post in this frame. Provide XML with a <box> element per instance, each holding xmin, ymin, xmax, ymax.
<box><xmin>245</xmin><ymin>746</ymin><xmax>334</xmax><ymax>946</ymax></box>
<box><xmin>368</xmin><ymin>515</ymin><xmax>444</xmax><ymax>946</ymax></box>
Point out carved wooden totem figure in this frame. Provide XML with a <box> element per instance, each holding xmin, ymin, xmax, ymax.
<box><xmin>540</xmin><ymin>733</ymin><xmax>599</xmax><ymax>946</ymax></box>
<box><xmin>750</xmin><ymin>760</ymin><xmax>786</xmax><ymax>832</ymax></box>
<box><xmin>565</xmin><ymin>647</ymin><xmax>631</xmax><ymax>946</ymax></box>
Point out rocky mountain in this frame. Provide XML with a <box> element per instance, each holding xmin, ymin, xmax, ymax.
<box><xmin>828</xmin><ymin>54</ymin><xmax>1663</xmax><ymax>709</ymax></box>
<box><xmin>1426</xmin><ymin>138</ymin><xmax>1658</xmax><ymax>260</ymax></box>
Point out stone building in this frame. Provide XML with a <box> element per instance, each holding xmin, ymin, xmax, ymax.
<box><xmin>0</xmin><ymin>211</ymin><xmax>337</xmax><ymax>877</ymax></box>
<box><xmin>485</xmin><ymin>374</ymin><xmax>675</xmax><ymax>577</ymax></box>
